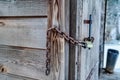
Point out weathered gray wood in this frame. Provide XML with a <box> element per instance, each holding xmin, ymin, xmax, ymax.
<box><xmin>0</xmin><ymin>0</ymin><xmax>48</xmax><ymax>16</ymax></box>
<box><xmin>0</xmin><ymin>0</ymin><xmax>50</xmax><ymax>80</ymax></box>
<box><xmin>63</xmin><ymin>0</ymin><xmax>70</xmax><ymax>80</ymax></box>
<box><xmin>99</xmin><ymin>0</ymin><xmax>106</xmax><ymax>76</ymax></box>
<box><xmin>0</xmin><ymin>46</ymin><xmax>52</xmax><ymax>80</ymax></box>
<box><xmin>76</xmin><ymin>0</ymin><xmax>83</xmax><ymax>80</ymax></box>
<box><xmin>69</xmin><ymin>0</ymin><xmax>77</xmax><ymax>80</ymax></box>
<box><xmin>0</xmin><ymin>18</ymin><xmax>47</xmax><ymax>49</ymax></box>
<box><xmin>79</xmin><ymin>0</ymin><xmax>101</xmax><ymax>80</ymax></box>
<box><xmin>0</xmin><ymin>74</ymin><xmax>37</xmax><ymax>80</ymax></box>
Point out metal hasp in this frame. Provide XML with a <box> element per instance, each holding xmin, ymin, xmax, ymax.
<box><xmin>84</xmin><ymin>14</ymin><xmax>94</xmax><ymax>49</ymax></box>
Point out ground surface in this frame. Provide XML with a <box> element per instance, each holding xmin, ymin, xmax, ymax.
<box><xmin>101</xmin><ymin>43</ymin><xmax>120</xmax><ymax>80</ymax></box>
<box><xmin>104</xmin><ymin>44</ymin><xmax>120</xmax><ymax>69</ymax></box>
<box><xmin>99</xmin><ymin>69</ymin><xmax>120</xmax><ymax>80</ymax></box>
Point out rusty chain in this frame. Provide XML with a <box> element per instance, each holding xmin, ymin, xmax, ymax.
<box><xmin>45</xmin><ymin>27</ymin><xmax>87</xmax><ymax>76</ymax></box>
<box><xmin>48</xmin><ymin>27</ymin><xmax>87</xmax><ymax>46</ymax></box>
<box><xmin>46</xmin><ymin>29</ymin><xmax>51</xmax><ymax>75</ymax></box>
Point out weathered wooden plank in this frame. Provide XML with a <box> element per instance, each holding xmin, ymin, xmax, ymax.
<box><xmin>47</xmin><ymin>0</ymin><xmax>70</xmax><ymax>80</ymax></box>
<box><xmin>69</xmin><ymin>0</ymin><xmax>77</xmax><ymax>80</ymax></box>
<box><xmin>0</xmin><ymin>46</ymin><xmax>51</xmax><ymax>80</ymax></box>
<box><xmin>0</xmin><ymin>74</ymin><xmax>37</xmax><ymax>80</ymax></box>
<box><xmin>76</xmin><ymin>0</ymin><xmax>83</xmax><ymax>80</ymax></box>
<box><xmin>0</xmin><ymin>18</ymin><xmax>47</xmax><ymax>49</ymax></box>
<box><xmin>0</xmin><ymin>0</ymin><xmax>48</xmax><ymax>16</ymax></box>
<box><xmin>62</xmin><ymin>0</ymin><xmax>70</xmax><ymax>80</ymax></box>
<box><xmin>79</xmin><ymin>0</ymin><xmax>101</xmax><ymax>80</ymax></box>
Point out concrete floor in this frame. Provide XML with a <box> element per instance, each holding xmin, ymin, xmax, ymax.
<box><xmin>99</xmin><ymin>69</ymin><xmax>120</xmax><ymax>80</ymax></box>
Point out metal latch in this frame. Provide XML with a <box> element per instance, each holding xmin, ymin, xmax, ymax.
<box><xmin>84</xmin><ymin>14</ymin><xmax>94</xmax><ymax>49</ymax></box>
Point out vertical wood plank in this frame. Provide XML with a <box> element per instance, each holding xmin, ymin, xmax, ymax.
<box><xmin>59</xmin><ymin>0</ymin><xmax>70</xmax><ymax>80</ymax></box>
<box><xmin>79</xmin><ymin>0</ymin><xmax>102</xmax><ymax>80</ymax></box>
<box><xmin>47</xmin><ymin>0</ymin><xmax>70</xmax><ymax>80</ymax></box>
<box><xmin>99</xmin><ymin>0</ymin><xmax>106</xmax><ymax>76</ymax></box>
<box><xmin>63</xmin><ymin>0</ymin><xmax>70</xmax><ymax>80</ymax></box>
<box><xmin>69</xmin><ymin>0</ymin><xmax>77</xmax><ymax>80</ymax></box>
<box><xmin>76</xmin><ymin>0</ymin><xmax>83</xmax><ymax>80</ymax></box>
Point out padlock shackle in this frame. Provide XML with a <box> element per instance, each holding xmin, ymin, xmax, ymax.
<box><xmin>89</xmin><ymin>14</ymin><xmax>92</xmax><ymax>38</ymax></box>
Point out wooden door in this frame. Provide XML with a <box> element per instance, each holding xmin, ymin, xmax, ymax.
<box><xmin>78</xmin><ymin>0</ymin><xmax>101</xmax><ymax>80</ymax></box>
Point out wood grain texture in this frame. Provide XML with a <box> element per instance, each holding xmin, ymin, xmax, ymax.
<box><xmin>0</xmin><ymin>0</ymin><xmax>50</xmax><ymax>79</ymax></box>
<box><xmin>47</xmin><ymin>0</ymin><xmax>70</xmax><ymax>80</ymax></box>
<box><xmin>0</xmin><ymin>74</ymin><xmax>37</xmax><ymax>80</ymax></box>
<box><xmin>0</xmin><ymin>0</ymin><xmax>48</xmax><ymax>16</ymax></box>
<box><xmin>69</xmin><ymin>0</ymin><xmax>77</xmax><ymax>80</ymax></box>
<box><xmin>0</xmin><ymin>18</ymin><xmax>47</xmax><ymax>49</ymax></box>
<box><xmin>79</xmin><ymin>0</ymin><xmax>101</xmax><ymax>80</ymax></box>
<box><xmin>75</xmin><ymin>0</ymin><xmax>83</xmax><ymax>79</ymax></box>
<box><xmin>0</xmin><ymin>46</ymin><xmax>52</xmax><ymax>80</ymax></box>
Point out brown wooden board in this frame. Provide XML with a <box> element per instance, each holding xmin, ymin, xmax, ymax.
<box><xmin>0</xmin><ymin>18</ymin><xmax>47</xmax><ymax>49</ymax></box>
<box><xmin>0</xmin><ymin>0</ymin><xmax>48</xmax><ymax>16</ymax></box>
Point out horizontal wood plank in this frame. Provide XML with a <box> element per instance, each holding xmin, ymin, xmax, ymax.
<box><xmin>0</xmin><ymin>46</ymin><xmax>51</xmax><ymax>80</ymax></box>
<box><xmin>0</xmin><ymin>18</ymin><xmax>47</xmax><ymax>49</ymax></box>
<box><xmin>0</xmin><ymin>74</ymin><xmax>37</xmax><ymax>80</ymax></box>
<box><xmin>0</xmin><ymin>0</ymin><xmax>48</xmax><ymax>16</ymax></box>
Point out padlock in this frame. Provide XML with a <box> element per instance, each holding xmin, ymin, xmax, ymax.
<box><xmin>83</xmin><ymin>37</ymin><xmax>94</xmax><ymax>49</ymax></box>
<box><xmin>86</xmin><ymin>41</ymin><xmax>93</xmax><ymax>49</ymax></box>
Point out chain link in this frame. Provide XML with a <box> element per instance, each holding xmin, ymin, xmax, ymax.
<box><xmin>46</xmin><ymin>27</ymin><xmax>87</xmax><ymax>75</ymax></box>
<box><xmin>46</xmin><ymin>30</ymin><xmax>51</xmax><ymax>75</ymax></box>
<box><xmin>48</xmin><ymin>27</ymin><xmax>87</xmax><ymax>46</ymax></box>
